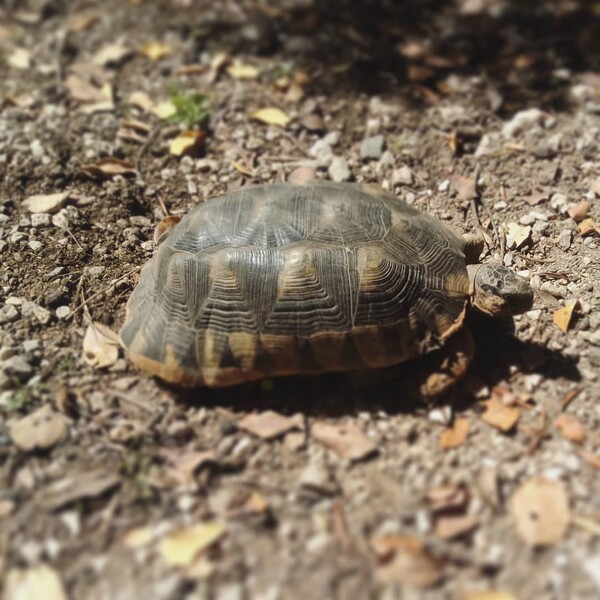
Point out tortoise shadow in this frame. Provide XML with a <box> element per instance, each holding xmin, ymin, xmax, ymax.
<box><xmin>162</xmin><ymin>315</ymin><xmax>581</xmax><ymax>418</ymax></box>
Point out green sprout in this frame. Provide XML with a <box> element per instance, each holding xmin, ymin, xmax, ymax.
<box><xmin>168</xmin><ymin>89</ymin><xmax>210</xmax><ymax>129</ymax></box>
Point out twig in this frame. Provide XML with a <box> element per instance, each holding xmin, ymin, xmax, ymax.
<box><xmin>67</xmin><ymin>268</ymin><xmax>138</xmax><ymax>320</ymax></box>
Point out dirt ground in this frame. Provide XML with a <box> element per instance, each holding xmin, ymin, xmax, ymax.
<box><xmin>1</xmin><ymin>0</ymin><xmax>600</xmax><ymax>598</ymax></box>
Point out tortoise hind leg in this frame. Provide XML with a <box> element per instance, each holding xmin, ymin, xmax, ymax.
<box><xmin>348</xmin><ymin>327</ymin><xmax>475</xmax><ymax>402</ymax></box>
<box><xmin>415</xmin><ymin>326</ymin><xmax>475</xmax><ymax>400</ymax></box>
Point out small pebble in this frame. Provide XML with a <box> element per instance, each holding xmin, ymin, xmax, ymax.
<box><xmin>0</xmin><ymin>305</ymin><xmax>20</xmax><ymax>325</ymax></box>
<box><xmin>55</xmin><ymin>306</ymin><xmax>70</xmax><ymax>320</ymax></box>
<box><xmin>360</xmin><ymin>135</ymin><xmax>385</xmax><ymax>160</ymax></box>
<box><xmin>328</xmin><ymin>157</ymin><xmax>351</xmax><ymax>182</ymax></box>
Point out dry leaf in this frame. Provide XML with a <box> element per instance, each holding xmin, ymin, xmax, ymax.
<box><xmin>227</xmin><ymin>63</ymin><xmax>260</xmax><ymax>79</ymax></box>
<box><xmin>553</xmin><ymin>414</ymin><xmax>586</xmax><ymax>443</ymax></box>
<box><xmin>510</xmin><ymin>477</ymin><xmax>570</xmax><ymax>546</ymax></box>
<box><xmin>23</xmin><ymin>192</ymin><xmax>69</xmax><ymax>214</ymax></box>
<box><xmin>128</xmin><ymin>91</ymin><xmax>155</xmax><ymax>113</ymax></box>
<box><xmin>140</xmin><ymin>41</ymin><xmax>172</xmax><ymax>61</ymax></box>
<box><xmin>169</xmin><ymin>130</ymin><xmax>205</xmax><ymax>157</ymax></box>
<box><xmin>522</xmin><ymin>188</ymin><xmax>549</xmax><ymax>206</ymax></box>
<box><xmin>117</xmin><ymin>119</ymin><xmax>150</xmax><ymax>144</ymax></box>
<box><xmin>158</xmin><ymin>449</ymin><xmax>216</xmax><ymax>486</ymax></box>
<box><xmin>434</xmin><ymin>513</ymin><xmax>479</xmax><ymax>540</ymax></box>
<box><xmin>238</xmin><ymin>410</ymin><xmax>303</xmax><ymax>440</ymax></box>
<box><xmin>83</xmin><ymin>322</ymin><xmax>120</xmax><ymax>368</ymax></box>
<box><xmin>160</xmin><ymin>522</ymin><xmax>227</xmax><ymax>567</ymax></box>
<box><xmin>10</xmin><ymin>405</ymin><xmax>68</xmax><ymax>452</ymax></box>
<box><xmin>311</xmin><ymin>421</ymin><xmax>377</xmax><ymax>461</ymax></box>
<box><xmin>252</xmin><ymin>107</ymin><xmax>291</xmax><ymax>127</ymax></box>
<box><xmin>66</xmin><ymin>12</ymin><xmax>100</xmax><ymax>32</ymax></box>
<box><xmin>480</xmin><ymin>396</ymin><xmax>520</xmax><ymax>432</ymax></box>
<box><xmin>4</xmin><ymin>564</ymin><xmax>67</xmax><ymax>600</ymax></box>
<box><xmin>371</xmin><ymin>535</ymin><xmax>444</xmax><ymax>589</ymax></box>
<box><xmin>448</xmin><ymin>174</ymin><xmax>477</xmax><ymax>200</ymax></box>
<box><xmin>152</xmin><ymin>100</ymin><xmax>177</xmax><ymax>120</ymax></box>
<box><xmin>288</xmin><ymin>166</ymin><xmax>317</xmax><ymax>184</ymax></box>
<box><xmin>230</xmin><ymin>160</ymin><xmax>254</xmax><ymax>177</ymax></box>
<box><xmin>154</xmin><ymin>215</ymin><xmax>182</xmax><ymax>244</ymax></box>
<box><xmin>553</xmin><ymin>300</ymin><xmax>580</xmax><ymax>333</ymax></box>
<box><xmin>463</xmin><ymin>592</ymin><xmax>518</xmax><ymax>600</ymax></box>
<box><xmin>426</xmin><ymin>484</ymin><xmax>469</xmax><ymax>512</ymax></box>
<box><xmin>8</xmin><ymin>47</ymin><xmax>31</xmax><ymax>70</ymax></box>
<box><xmin>579</xmin><ymin>449</ymin><xmax>600</xmax><ymax>469</ymax></box>
<box><xmin>567</xmin><ymin>200</ymin><xmax>590</xmax><ymax>222</ymax></box>
<box><xmin>37</xmin><ymin>470</ymin><xmax>121</xmax><ymax>510</ymax></box>
<box><xmin>123</xmin><ymin>526</ymin><xmax>157</xmax><ymax>549</ymax></box>
<box><xmin>578</xmin><ymin>217</ymin><xmax>600</xmax><ymax>237</ymax></box>
<box><xmin>92</xmin><ymin>43</ymin><xmax>132</xmax><ymax>67</ymax></box>
<box><xmin>79</xmin><ymin>157</ymin><xmax>137</xmax><ymax>180</ymax></box>
<box><xmin>65</xmin><ymin>75</ymin><xmax>108</xmax><ymax>104</ymax></box>
<box><xmin>504</xmin><ymin>222</ymin><xmax>531</xmax><ymax>249</ymax></box>
<box><xmin>439</xmin><ymin>418</ymin><xmax>469</xmax><ymax>449</ymax></box>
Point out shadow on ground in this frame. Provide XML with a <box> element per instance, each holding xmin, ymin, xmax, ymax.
<box><xmin>164</xmin><ymin>313</ymin><xmax>580</xmax><ymax>418</ymax></box>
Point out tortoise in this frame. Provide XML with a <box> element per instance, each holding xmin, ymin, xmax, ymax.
<box><xmin>120</xmin><ymin>182</ymin><xmax>533</xmax><ymax>396</ymax></box>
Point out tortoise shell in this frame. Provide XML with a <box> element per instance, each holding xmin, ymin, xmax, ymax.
<box><xmin>120</xmin><ymin>182</ymin><xmax>470</xmax><ymax>387</ymax></box>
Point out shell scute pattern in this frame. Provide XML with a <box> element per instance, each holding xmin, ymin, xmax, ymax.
<box><xmin>120</xmin><ymin>183</ymin><xmax>470</xmax><ymax>386</ymax></box>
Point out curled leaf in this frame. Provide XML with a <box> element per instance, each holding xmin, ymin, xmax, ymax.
<box><xmin>83</xmin><ymin>322</ymin><xmax>120</xmax><ymax>368</ymax></box>
<box><xmin>553</xmin><ymin>300</ymin><xmax>580</xmax><ymax>333</ymax></box>
<box><xmin>159</xmin><ymin>522</ymin><xmax>227</xmax><ymax>567</ymax></box>
<box><xmin>169</xmin><ymin>130</ymin><xmax>205</xmax><ymax>157</ymax></box>
<box><xmin>510</xmin><ymin>477</ymin><xmax>569</xmax><ymax>546</ymax></box>
<box><xmin>252</xmin><ymin>107</ymin><xmax>291</xmax><ymax>127</ymax></box>
<box><xmin>23</xmin><ymin>192</ymin><xmax>69</xmax><ymax>214</ymax></box>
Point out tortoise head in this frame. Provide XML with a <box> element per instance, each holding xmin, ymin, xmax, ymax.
<box><xmin>466</xmin><ymin>263</ymin><xmax>534</xmax><ymax>317</ymax></box>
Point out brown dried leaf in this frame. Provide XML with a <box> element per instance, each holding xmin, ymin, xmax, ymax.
<box><xmin>152</xmin><ymin>100</ymin><xmax>177</xmax><ymax>120</ymax></box>
<box><xmin>252</xmin><ymin>107</ymin><xmax>291</xmax><ymax>127</ymax></box>
<box><xmin>426</xmin><ymin>484</ymin><xmax>469</xmax><ymax>512</ymax></box>
<box><xmin>140</xmin><ymin>41</ymin><xmax>172</xmax><ymax>61</ymax></box>
<box><xmin>371</xmin><ymin>535</ymin><xmax>444</xmax><ymax>589</ymax></box>
<box><xmin>10</xmin><ymin>405</ymin><xmax>68</xmax><ymax>452</ymax></box>
<box><xmin>128</xmin><ymin>91</ymin><xmax>155</xmax><ymax>113</ymax></box>
<box><xmin>288</xmin><ymin>166</ymin><xmax>317</xmax><ymax>184</ymax></box>
<box><xmin>83</xmin><ymin>322</ymin><xmax>120</xmax><ymax>368</ymax></box>
<box><xmin>154</xmin><ymin>215</ymin><xmax>182</xmax><ymax>244</ymax></box>
<box><xmin>463</xmin><ymin>592</ymin><xmax>518</xmax><ymax>600</ymax></box>
<box><xmin>553</xmin><ymin>300</ymin><xmax>580</xmax><ymax>333</ymax></box>
<box><xmin>38</xmin><ymin>470</ymin><xmax>121</xmax><ymax>510</ymax></box>
<box><xmin>504</xmin><ymin>222</ymin><xmax>531</xmax><ymax>250</ymax></box>
<box><xmin>439</xmin><ymin>418</ymin><xmax>469</xmax><ymax>449</ymax></box>
<box><xmin>238</xmin><ymin>410</ymin><xmax>303</xmax><ymax>440</ymax></box>
<box><xmin>578</xmin><ymin>217</ymin><xmax>600</xmax><ymax>237</ymax></box>
<box><xmin>160</xmin><ymin>522</ymin><xmax>227</xmax><ymax>567</ymax></box>
<box><xmin>510</xmin><ymin>477</ymin><xmax>570</xmax><ymax>546</ymax></box>
<box><xmin>311</xmin><ymin>421</ymin><xmax>377</xmax><ymax>461</ymax></box>
<box><xmin>79</xmin><ymin>157</ymin><xmax>137</xmax><ymax>180</ymax></box>
<box><xmin>434</xmin><ymin>513</ymin><xmax>479</xmax><ymax>540</ymax></box>
<box><xmin>553</xmin><ymin>414</ymin><xmax>586</xmax><ymax>443</ymax></box>
<box><xmin>22</xmin><ymin>191</ymin><xmax>69</xmax><ymax>214</ymax></box>
<box><xmin>522</xmin><ymin>188</ymin><xmax>549</xmax><ymax>206</ymax></box>
<box><xmin>92</xmin><ymin>43</ymin><xmax>133</xmax><ymax>67</ymax></box>
<box><xmin>158</xmin><ymin>449</ymin><xmax>216</xmax><ymax>486</ymax></box>
<box><xmin>226</xmin><ymin>63</ymin><xmax>259</xmax><ymax>79</ymax></box>
<box><xmin>65</xmin><ymin>75</ymin><xmax>108</xmax><ymax>104</ymax></box>
<box><xmin>579</xmin><ymin>449</ymin><xmax>600</xmax><ymax>469</ymax></box>
<box><xmin>169</xmin><ymin>130</ymin><xmax>206</xmax><ymax>157</ymax></box>
<box><xmin>567</xmin><ymin>200</ymin><xmax>590</xmax><ymax>222</ymax></box>
<box><xmin>480</xmin><ymin>396</ymin><xmax>520</xmax><ymax>432</ymax></box>
<box><xmin>448</xmin><ymin>174</ymin><xmax>477</xmax><ymax>200</ymax></box>
<box><xmin>5</xmin><ymin>565</ymin><xmax>68</xmax><ymax>600</ymax></box>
